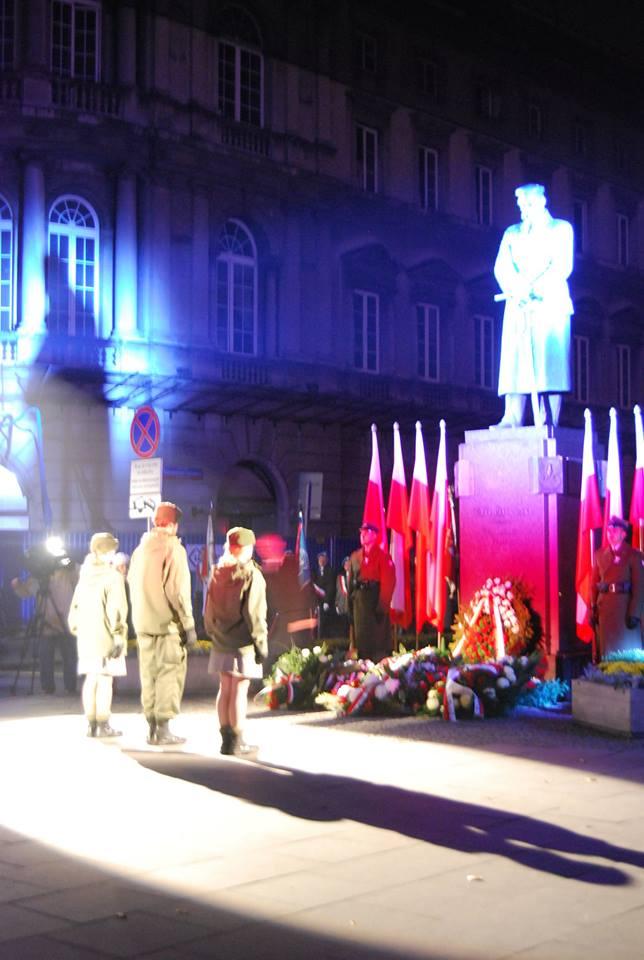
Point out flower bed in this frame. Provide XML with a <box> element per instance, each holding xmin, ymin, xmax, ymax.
<box><xmin>572</xmin><ymin>650</ymin><xmax>644</xmax><ymax>736</ymax></box>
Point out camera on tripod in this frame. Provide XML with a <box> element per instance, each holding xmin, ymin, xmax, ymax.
<box><xmin>23</xmin><ymin>536</ymin><xmax>72</xmax><ymax>584</ymax></box>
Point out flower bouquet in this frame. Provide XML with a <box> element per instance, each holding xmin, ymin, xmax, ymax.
<box><xmin>580</xmin><ymin>649</ymin><xmax>644</xmax><ymax>690</ymax></box>
<box><xmin>255</xmin><ymin>644</ymin><xmax>342</xmax><ymax>710</ymax></box>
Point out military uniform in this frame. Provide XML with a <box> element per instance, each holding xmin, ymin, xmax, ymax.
<box><xmin>128</xmin><ymin>510</ymin><xmax>195</xmax><ymax>740</ymax></box>
<box><xmin>348</xmin><ymin>543</ymin><xmax>395</xmax><ymax>662</ymax></box>
<box><xmin>591</xmin><ymin>542</ymin><xmax>642</xmax><ymax>658</ymax></box>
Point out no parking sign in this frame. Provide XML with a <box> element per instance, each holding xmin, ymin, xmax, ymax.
<box><xmin>130</xmin><ymin>406</ymin><xmax>160</xmax><ymax>459</ymax></box>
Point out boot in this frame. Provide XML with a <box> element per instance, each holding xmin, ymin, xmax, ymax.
<box><xmin>95</xmin><ymin>720</ymin><xmax>122</xmax><ymax>738</ymax></box>
<box><xmin>220</xmin><ymin>725</ymin><xmax>235</xmax><ymax>755</ymax></box>
<box><xmin>86</xmin><ymin>720</ymin><xmax>97</xmax><ymax>738</ymax></box>
<box><xmin>232</xmin><ymin>729</ymin><xmax>258</xmax><ymax>758</ymax></box>
<box><xmin>146</xmin><ymin>717</ymin><xmax>157</xmax><ymax>745</ymax></box>
<box><xmin>154</xmin><ymin>719</ymin><xmax>186</xmax><ymax>746</ymax></box>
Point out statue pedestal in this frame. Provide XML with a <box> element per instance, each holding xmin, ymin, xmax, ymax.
<box><xmin>455</xmin><ymin>426</ymin><xmax>584</xmax><ymax>676</ymax></box>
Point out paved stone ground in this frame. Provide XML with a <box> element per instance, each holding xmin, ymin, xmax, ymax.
<box><xmin>1</xmin><ymin>662</ymin><xmax>644</xmax><ymax>960</ymax></box>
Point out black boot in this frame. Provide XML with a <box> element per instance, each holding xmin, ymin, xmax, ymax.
<box><xmin>95</xmin><ymin>720</ymin><xmax>122</xmax><ymax>738</ymax></box>
<box><xmin>86</xmin><ymin>720</ymin><xmax>97</xmax><ymax>738</ymax></box>
<box><xmin>146</xmin><ymin>717</ymin><xmax>157</xmax><ymax>745</ymax></box>
<box><xmin>154</xmin><ymin>720</ymin><xmax>186</xmax><ymax>745</ymax></box>
<box><xmin>220</xmin><ymin>725</ymin><xmax>235</xmax><ymax>755</ymax></box>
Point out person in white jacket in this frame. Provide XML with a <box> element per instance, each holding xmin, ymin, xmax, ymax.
<box><xmin>68</xmin><ymin>532</ymin><xmax>128</xmax><ymax>738</ymax></box>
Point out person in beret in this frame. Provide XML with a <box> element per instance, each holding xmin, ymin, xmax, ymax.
<box><xmin>128</xmin><ymin>501</ymin><xmax>196</xmax><ymax>745</ymax></box>
<box><xmin>68</xmin><ymin>532</ymin><xmax>128</xmax><ymax>738</ymax></box>
<box><xmin>347</xmin><ymin>522</ymin><xmax>396</xmax><ymax>662</ymax></box>
<box><xmin>205</xmin><ymin>526</ymin><xmax>268</xmax><ymax>756</ymax></box>
<box><xmin>590</xmin><ymin>516</ymin><xmax>643</xmax><ymax>660</ymax></box>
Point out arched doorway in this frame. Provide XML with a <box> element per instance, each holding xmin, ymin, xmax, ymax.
<box><xmin>216</xmin><ymin>460</ymin><xmax>280</xmax><ymax>535</ymax></box>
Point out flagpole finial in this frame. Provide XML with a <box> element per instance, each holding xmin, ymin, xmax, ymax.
<box><xmin>393</xmin><ymin>421</ymin><xmax>399</xmax><ymax>431</ymax></box>
<box><xmin>635</xmin><ymin>404</ymin><xmax>641</xmax><ymax>416</ymax></box>
<box><xmin>371</xmin><ymin>423</ymin><xmax>377</xmax><ymax>434</ymax></box>
<box><xmin>583</xmin><ymin>408</ymin><xmax>591</xmax><ymax>422</ymax></box>
<box><xmin>439</xmin><ymin>419</ymin><xmax>446</xmax><ymax>430</ymax></box>
<box><xmin>609</xmin><ymin>407</ymin><xmax>617</xmax><ymax>420</ymax></box>
<box><xmin>415</xmin><ymin>420</ymin><xmax>422</xmax><ymax>430</ymax></box>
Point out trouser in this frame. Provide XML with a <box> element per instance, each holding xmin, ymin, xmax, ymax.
<box><xmin>352</xmin><ymin>588</ymin><xmax>390</xmax><ymax>662</ymax></box>
<box><xmin>137</xmin><ymin>633</ymin><xmax>187</xmax><ymax>721</ymax></box>
<box><xmin>39</xmin><ymin>633</ymin><xmax>77</xmax><ymax>693</ymax></box>
<box><xmin>82</xmin><ymin>673</ymin><xmax>114</xmax><ymax>721</ymax></box>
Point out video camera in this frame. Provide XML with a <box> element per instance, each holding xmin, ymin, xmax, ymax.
<box><xmin>24</xmin><ymin>536</ymin><xmax>72</xmax><ymax>583</ymax></box>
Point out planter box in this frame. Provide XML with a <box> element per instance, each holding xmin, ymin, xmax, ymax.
<box><xmin>116</xmin><ymin>652</ymin><xmax>216</xmax><ymax>697</ymax></box>
<box><xmin>572</xmin><ymin>678</ymin><xmax>644</xmax><ymax>736</ymax></box>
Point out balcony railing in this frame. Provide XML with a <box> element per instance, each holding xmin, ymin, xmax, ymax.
<box><xmin>219</xmin><ymin>117</ymin><xmax>271</xmax><ymax>158</ymax></box>
<box><xmin>52</xmin><ymin>77</ymin><xmax>122</xmax><ymax>118</ymax></box>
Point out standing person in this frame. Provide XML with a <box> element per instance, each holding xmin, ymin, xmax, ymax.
<box><xmin>348</xmin><ymin>522</ymin><xmax>396</xmax><ymax>662</ymax></box>
<box><xmin>128</xmin><ymin>502</ymin><xmax>197</xmax><ymax>746</ymax></box>
<box><xmin>591</xmin><ymin>516</ymin><xmax>642</xmax><ymax>659</ymax></box>
<box><xmin>335</xmin><ymin>556</ymin><xmax>351</xmax><ymax>639</ymax></box>
<box><xmin>494</xmin><ymin>183</ymin><xmax>574</xmax><ymax>428</ymax></box>
<box><xmin>68</xmin><ymin>533</ymin><xmax>128</xmax><ymax>738</ymax></box>
<box><xmin>112</xmin><ymin>552</ymin><xmax>135</xmax><ymax>644</ymax></box>
<box><xmin>312</xmin><ymin>550</ymin><xmax>336</xmax><ymax>638</ymax></box>
<box><xmin>204</xmin><ymin>526</ymin><xmax>267</xmax><ymax>756</ymax></box>
<box><xmin>11</xmin><ymin>544</ymin><xmax>79</xmax><ymax>695</ymax></box>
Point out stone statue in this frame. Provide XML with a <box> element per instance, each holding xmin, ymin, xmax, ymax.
<box><xmin>493</xmin><ymin>183</ymin><xmax>574</xmax><ymax>428</ymax></box>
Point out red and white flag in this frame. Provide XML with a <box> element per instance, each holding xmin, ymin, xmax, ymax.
<box><xmin>386</xmin><ymin>422</ymin><xmax>412</xmax><ymax>628</ymax></box>
<box><xmin>601</xmin><ymin>407</ymin><xmax>623</xmax><ymax>547</ymax></box>
<box><xmin>428</xmin><ymin>419</ymin><xmax>451</xmax><ymax>633</ymax></box>
<box><xmin>575</xmin><ymin>409</ymin><xmax>603</xmax><ymax>642</ymax></box>
<box><xmin>200</xmin><ymin>508</ymin><xmax>215</xmax><ymax>615</ymax></box>
<box><xmin>363</xmin><ymin>423</ymin><xmax>387</xmax><ymax>551</ymax></box>
<box><xmin>407</xmin><ymin>421</ymin><xmax>432</xmax><ymax>633</ymax></box>
<box><xmin>629</xmin><ymin>404</ymin><xmax>644</xmax><ymax>552</ymax></box>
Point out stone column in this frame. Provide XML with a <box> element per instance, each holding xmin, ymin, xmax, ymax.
<box><xmin>191</xmin><ymin>191</ymin><xmax>210</xmax><ymax>343</ymax></box>
<box><xmin>20</xmin><ymin>160</ymin><xmax>46</xmax><ymax>335</ymax></box>
<box><xmin>114</xmin><ymin>171</ymin><xmax>138</xmax><ymax>338</ymax></box>
<box><xmin>117</xmin><ymin>3</ymin><xmax>137</xmax><ymax>87</ymax></box>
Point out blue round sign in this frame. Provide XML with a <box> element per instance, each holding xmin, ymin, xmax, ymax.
<box><xmin>130</xmin><ymin>406</ymin><xmax>160</xmax><ymax>459</ymax></box>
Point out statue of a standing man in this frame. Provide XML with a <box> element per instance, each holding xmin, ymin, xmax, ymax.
<box><xmin>494</xmin><ymin>183</ymin><xmax>574</xmax><ymax>428</ymax></box>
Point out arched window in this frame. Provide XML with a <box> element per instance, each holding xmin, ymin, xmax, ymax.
<box><xmin>215</xmin><ymin>5</ymin><xmax>263</xmax><ymax>127</ymax></box>
<box><xmin>213</xmin><ymin>219</ymin><xmax>257</xmax><ymax>355</ymax></box>
<box><xmin>0</xmin><ymin>195</ymin><xmax>13</xmax><ymax>332</ymax></box>
<box><xmin>47</xmin><ymin>196</ymin><xmax>99</xmax><ymax>336</ymax></box>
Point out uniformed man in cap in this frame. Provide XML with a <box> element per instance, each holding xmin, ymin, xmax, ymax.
<box><xmin>590</xmin><ymin>516</ymin><xmax>642</xmax><ymax>660</ymax></box>
<box><xmin>348</xmin><ymin>522</ymin><xmax>396</xmax><ymax>662</ymax></box>
<box><xmin>128</xmin><ymin>501</ymin><xmax>197</xmax><ymax>745</ymax></box>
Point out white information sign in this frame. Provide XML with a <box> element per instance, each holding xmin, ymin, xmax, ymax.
<box><xmin>129</xmin><ymin>458</ymin><xmax>163</xmax><ymax>518</ymax></box>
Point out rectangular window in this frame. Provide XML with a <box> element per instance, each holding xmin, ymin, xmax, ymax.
<box><xmin>417</xmin><ymin>303</ymin><xmax>439</xmax><ymax>381</ymax></box>
<box><xmin>357</xmin><ymin>33</ymin><xmax>377</xmax><ymax>73</ymax></box>
<box><xmin>474</xmin><ymin>315</ymin><xmax>494</xmax><ymax>389</ymax></box>
<box><xmin>477</xmin><ymin>85</ymin><xmax>500</xmax><ymax>119</ymax></box>
<box><xmin>0</xmin><ymin>225</ymin><xmax>12</xmax><ymax>332</ymax></box>
<box><xmin>417</xmin><ymin>57</ymin><xmax>437</xmax><ymax>97</ymax></box>
<box><xmin>0</xmin><ymin>0</ymin><xmax>15</xmax><ymax>71</ymax></box>
<box><xmin>218</xmin><ymin>40</ymin><xmax>263</xmax><ymax>127</ymax></box>
<box><xmin>617</xmin><ymin>213</ymin><xmax>629</xmax><ymax>268</ymax></box>
<box><xmin>617</xmin><ymin>344</ymin><xmax>631</xmax><ymax>409</ymax></box>
<box><xmin>418</xmin><ymin>146</ymin><xmax>438</xmax><ymax>211</ymax></box>
<box><xmin>353</xmin><ymin>290</ymin><xmax>379</xmax><ymax>372</ymax></box>
<box><xmin>356</xmin><ymin>124</ymin><xmax>378</xmax><ymax>193</ymax></box>
<box><xmin>476</xmin><ymin>166</ymin><xmax>492</xmax><ymax>226</ymax></box>
<box><xmin>572</xmin><ymin>200</ymin><xmax>586</xmax><ymax>255</ymax></box>
<box><xmin>528</xmin><ymin>103</ymin><xmax>542</xmax><ymax>139</ymax></box>
<box><xmin>52</xmin><ymin>1</ymin><xmax>99</xmax><ymax>81</ymax></box>
<box><xmin>573</xmin><ymin>335</ymin><xmax>589</xmax><ymax>403</ymax></box>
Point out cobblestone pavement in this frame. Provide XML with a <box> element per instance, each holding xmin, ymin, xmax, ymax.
<box><xmin>1</xmin><ymin>665</ymin><xmax>644</xmax><ymax>960</ymax></box>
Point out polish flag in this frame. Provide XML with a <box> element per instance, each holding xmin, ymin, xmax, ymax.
<box><xmin>601</xmin><ymin>407</ymin><xmax>623</xmax><ymax>547</ymax></box>
<box><xmin>386</xmin><ymin>422</ymin><xmax>412</xmax><ymax>628</ymax></box>
<box><xmin>363</xmin><ymin>423</ymin><xmax>387</xmax><ymax>551</ymax></box>
<box><xmin>201</xmin><ymin>507</ymin><xmax>215</xmax><ymax>615</ymax></box>
<box><xmin>575</xmin><ymin>409</ymin><xmax>603</xmax><ymax>642</ymax></box>
<box><xmin>407</xmin><ymin>421</ymin><xmax>432</xmax><ymax>633</ymax></box>
<box><xmin>629</xmin><ymin>404</ymin><xmax>644</xmax><ymax>551</ymax></box>
<box><xmin>428</xmin><ymin>419</ymin><xmax>451</xmax><ymax>632</ymax></box>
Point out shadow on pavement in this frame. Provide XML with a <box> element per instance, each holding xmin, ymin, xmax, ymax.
<box><xmin>129</xmin><ymin>749</ymin><xmax>644</xmax><ymax>888</ymax></box>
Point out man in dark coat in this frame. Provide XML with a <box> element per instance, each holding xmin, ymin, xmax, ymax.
<box><xmin>348</xmin><ymin>522</ymin><xmax>396</xmax><ymax>662</ymax></box>
<box><xmin>591</xmin><ymin>516</ymin><xmax>643</xmax><ymax>660</ymax></box>
<box><xmin>312</xmin><ymin>551</ymin><xmax>336</xmax><ymax>638</ymax></box>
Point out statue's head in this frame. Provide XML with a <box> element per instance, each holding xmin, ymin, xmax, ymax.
<box><xmin>515</xmin><ymin>183</ymin><xmax>547</xmax><ymax>222</ymax></box>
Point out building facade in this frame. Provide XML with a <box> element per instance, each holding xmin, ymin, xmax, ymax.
<box><xmin>0</xmin><ymin>0</ymin><xmax>642</xmax><ymax>548</ymax></box>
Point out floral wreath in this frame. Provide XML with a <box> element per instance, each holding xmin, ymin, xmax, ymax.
<box><xmin>450</xmin><ymin>577</ymin><xmax>541</xmax><ymax>664</ymax></box>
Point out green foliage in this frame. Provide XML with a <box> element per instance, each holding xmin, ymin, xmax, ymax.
<box><xmin>517</xmin><ymin>678</ymin><xmax>570</xmax><ymax>709</ymax></box>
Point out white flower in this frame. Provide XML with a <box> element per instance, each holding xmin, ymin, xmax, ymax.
<box><xmin>484</xmin><ymin>687</ymin><xmax>496</xmax><ymax>699</ymax></box>
<box><xmin>505</xmin><ymin>580</ymin><xmax>512</xmax><ymax>588</ymax></box>
<box><xmin>503</xmin><ymin>666</ymin><xmax>516</xmax><ymax>683</ymax></box>
<box><xmin>496</xmin><ymin>677</ymin><xmax>510</xmax><ymax>689</ymax></box>
<box><xmin>519</xmin><ymin>656</ymin><xmax>529</xmax><ymax>668</ymax></box>
<box><xmin>494</xmin><ymin>577</ymin><xmax>501</xmax><ymax>585</ymax></box>
<box><xmin>313</xmin><ymin>645</ymin><xmax>321</xmax><ymax>655</ymax></box>
<box><xmin>459</xmin><ymin>691</ymin><xmax>473</xmax><ymax>710</ymax></box>
<box><xmin>485</xmin><ymin>579</ymin><xmax>493</xmax><ymax>589</ymax></box>
<box><xmin>301</xmin><ymin>648</ymin><xmax>311</xmax><ymax>658</ymax></box>
<box><xmin>346</xmin><ymin>687</ymin><xmax>362</xmax><ymax>703</ymax></box>
<box><xmin>319</xmin><ymin>655</ymin><xmax>329</xmax><ymax>664</ymax></box>
<box><xmin>507</xmin><ymin>591</ymin><xmax>514</xmax><ymax>601</ymax></box>
<box><xmin>274</xmin><ymin>668</ymin><xmax>283</xmax><ymax>680</ymax></box>
<box><xmin>374</xmin><ymin>683</ymin><xmax>389</xmax><ymax>701</ymax></box>
<box><xmin>384</xmin><ymin>677</ymin><xmax>400</xmax><ymax>695</ymax></box>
